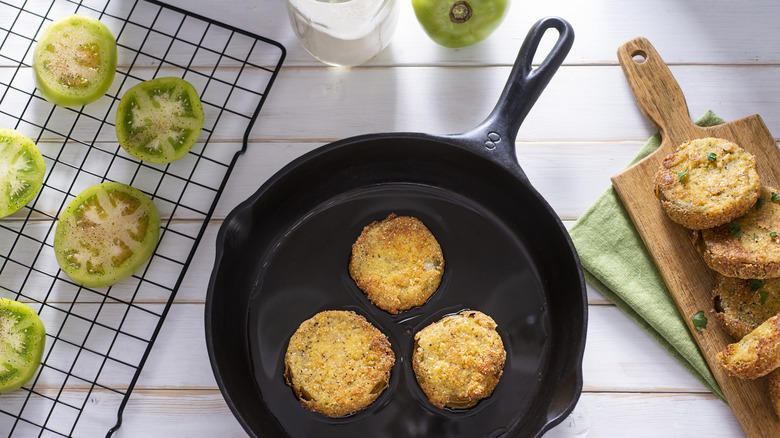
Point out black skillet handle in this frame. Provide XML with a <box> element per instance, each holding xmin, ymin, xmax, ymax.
<box><xmin>456</xmin><ymin>17</ymin><xmax>574</xmax><ymax>172</ymax></box>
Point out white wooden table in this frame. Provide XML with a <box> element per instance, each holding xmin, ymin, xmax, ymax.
<box><xmin>33</xmin><ymin>0</ymin><xmax>780</xmax><ymax>436</ymax></box>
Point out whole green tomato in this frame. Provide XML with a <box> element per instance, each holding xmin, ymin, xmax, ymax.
<box><xmin>412</xmin><ymin>0</ymin><xmax>510</xmax><ymax>48</ymax></box>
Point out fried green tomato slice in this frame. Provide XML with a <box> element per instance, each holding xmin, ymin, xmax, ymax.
<box><xmin>412</xmin><ymin>310</ymin><xmax>506</xmax><ymax>409</ymax></box>
<box><xmin>115</xmin><ymin>77</ymin><xmax>205</xmax><ymax>165</ymax></box>
<box><xmin>0</xmin><ymin>298</ymin><xmax>46</xmax><ymax>394</ymax></box>
<box><xmin>349</xmin><ymin>214</ymin><xmax>445</xmax><ymax>314</ymax></box>
<box><xmin>32</xmin><ymin>14</ymin><xmax>117</xmax><ymax>107</ymax></box>
<box><xmin>0</xmin><ymin>128</ymin><xmax>46</xmax><ymax>219</ymax></box>
<box><xmin>653</xmin><ymin>137</ymin><xmax>760</xmax><ymax>230</ymax></box>
<box><xmin>717</xmin><ymin>311</ymin><xmax>780</xmax><ymax>380</ymax></box>
<box><xmin>284</xmin><ymin>310</ymin><xmax>395</xmax><ymax>417</ymax></box>
<box><xmin>54</xmin><ymin>182</ymin><xmax>161</xmax><ymax>288</ymax></box>
<box><xmin>695</xmin><ymin>186</ymin><xmax>780</xmax><ymax>279</ymax></box>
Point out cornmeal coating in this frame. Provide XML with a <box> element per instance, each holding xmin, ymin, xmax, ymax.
<box><xmin>349</xmin><ymin>214</ymin><xmax>444</xmax><ymax>314</ymax></box>
<box><xmin>711</xmin><ymin>275</ymin><xmax>780</xmax><ymax>418</ymax></box>
<box><xmin>717</xmin><ymin>312</ymin><xmax>780</xmax><ymax>380</ymax></box>
<box><xmin>412</xmin><ymin>310</ymin><xmax>505</xmax><ymax>409</ymax></box>
<box><xmin>713</xmin><ymin>274</ymin><xmax>780</xmax><ymax>339</ymax></box>
<box><xmin>654</xmin><ymin>137</ymin><xmax>760</xmax><ymax>229</ymax></box>
<box><xmin>284</xmin><ymin>310</ymin><xmax>395</xmax><ymax>417</ymax></box>
<box><xmin>695</xmin><ymin>186</ymin><xmax>780</xmax><ymax>279</ymax></box>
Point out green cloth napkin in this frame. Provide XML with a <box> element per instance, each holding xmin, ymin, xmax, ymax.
<box><xmin>569</xmin><ymin>110</ymin><xmax>726</xmax><ymax>402</ymax></box>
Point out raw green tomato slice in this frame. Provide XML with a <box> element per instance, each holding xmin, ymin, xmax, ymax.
<box><xmin>0</xmin><ymin>298</ymin><xmax>46</xmax><ymax>394</ymax></box>
<box><xmin>115</xmin><ymin>77</ymin><xmax>205</xmax><ymax>165</ymax></box>
<box><xmin>0</xmin><ymin>128</ymin><xmax>46</xmax><ymax>219</ymax></box>
<box><xmin>54</xmin><ymin>182</ymin><xmax>161</xmax><ymax>288</ymax></box>
<box><xmin>32</xmin><ymin>14</ymin><xmax>117</xmax><ymax>107</ymax></box>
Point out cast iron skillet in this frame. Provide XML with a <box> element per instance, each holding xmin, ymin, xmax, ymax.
<box><xmin>206</xmin><ymin>16</ymin><xmax>585</xmax><ymax>438</ymax></box>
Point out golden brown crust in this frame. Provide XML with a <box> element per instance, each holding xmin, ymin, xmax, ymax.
<box><xmin>349</xmin><ymin>214</ymin><xmax>444</xmax><ymax>314</ymax></box>
<box><xmin>653</xmin><ymin>137</ymin><xmax>760</xmax><ymax>229</ymax></box>
<box><xmin>712</xmin><ymin>274</ymin><xmax>780</xmax><ymax>339</ymax></box>
<box><xmin>695</xmin><ymin>186</ymin><xmax>780</xmax><ymax>279</ymax></box>
<box><xmin>283</xmin><ymin>310</ymin><xmax>395</xmax><ymax>417</ymax></box>
<box><xmin>412</xmin><ymin>310</ymin><xmax>506</xmax><ymax>409</ymax></box>
<box><xmin>716</xmin><ymin>312</ymin><xmax>780</xmax><ymax>380</ymax></box>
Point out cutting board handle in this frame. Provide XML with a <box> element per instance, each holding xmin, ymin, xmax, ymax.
<box><xmin>617</xmin><ymin>37</ymin><xmax>696</xmax><ymax>139</ymax></box>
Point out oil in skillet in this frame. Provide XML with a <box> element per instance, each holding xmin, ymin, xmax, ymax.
<box><xmin>247</xmin><ymin>183</ymin><xmax>549</xmax><ymax>437</ymax></box>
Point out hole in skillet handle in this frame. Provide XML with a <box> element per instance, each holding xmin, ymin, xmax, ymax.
<box><xmin>453</xmin><ymin>16</ymin><xmax>574</xmax><ymax>175</ymax></box>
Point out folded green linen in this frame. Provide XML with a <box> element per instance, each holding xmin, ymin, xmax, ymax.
<box><xmin>568</xmin><ymin>110</ymin><xmax>726</xmax><ymax>402</ymax></box>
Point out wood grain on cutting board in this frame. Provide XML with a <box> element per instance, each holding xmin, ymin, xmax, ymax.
<box><xmin>611</xmin><ymin>37</ymin><xmax>780</xmax><ymax>437</ymax></box>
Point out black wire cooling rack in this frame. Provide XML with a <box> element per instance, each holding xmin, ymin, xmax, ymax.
<box><xmin>0</xmin><ymin>0</ymin><xmax>285</xmax><ymax>436</ymax></box>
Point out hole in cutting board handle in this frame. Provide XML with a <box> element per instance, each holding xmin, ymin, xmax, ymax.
<box><xmin>631</xmin><ymin>49</ymin><xmax>647</xmax><ymax>64</ymax></box>
<box><xmin>631</xmin><ymin>49</ymin><xmax>648</xmax><ymax>64</ymax></box>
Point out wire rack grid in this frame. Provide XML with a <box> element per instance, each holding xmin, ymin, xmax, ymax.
<box><xmin>0</xmin><ymin>0</ymin><xmax>285</xmax><ymax>436</ymax></box>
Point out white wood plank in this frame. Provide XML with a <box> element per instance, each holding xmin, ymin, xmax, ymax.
<box><xmin>2</xmin><ymin>64</ymin><xmax>775</xmax><ymax>157</ymax></box>
<box><xmin>162</xmin><ymin>0</ymin><xmax>780</xmax><ymax>67</ymax></box>
<box><xmin>583</xmin><ymin>305</ymin><xmax>708</xmax><ymax>393</ymax></box>
<box><xmin>546</xmin><ymin>393</ymin><xmax>740</xmax><ymax>438</ymax></box>
<box><xmin>248</xmin><ymin>65</ymin><xmax>780</xmax><ymax>143</ymax></box>
<box><xmin>11</xmin><ymin>389</ymin><xmax>735</xmax><ymax>438</ymax></box>
<box><xmin>0</xmin><ymin>389</ymin><xmax>246</xmax><ymax>438</ymax></box>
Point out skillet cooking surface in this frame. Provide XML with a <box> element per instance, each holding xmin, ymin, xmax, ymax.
<box><xmin>248</xmin><ymin>183</ymin><xmax>550</xmax><ymax>438</ymax></box>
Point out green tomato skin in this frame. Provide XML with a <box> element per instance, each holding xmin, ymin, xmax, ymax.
<box><xmin>0</xmin><ymin>298</ymin><xmax>45</xmax><ymax>394</ymax></box>
<box><xmin>0</xmin><ymin>128</ymin><xmax>46</xmax><ymax>219</ymax></box>
<box><xmin>412</xmin><ymin>0</ymin><xmax>510</xmax><ymax>48</ymax></box>
<box><xmin>32</xmin><ymin>14</ymin><xmax>117</xmax><ymax>107</ymax></box>
<box><xmin>54</xmin><ymin>182</ymin><xmax>161</xmax><ymax>288</ymax></box>
<box><xmin>115</xmin><ymin>77</ymin><xmax>205</xmax><ymax>165</ymax></box>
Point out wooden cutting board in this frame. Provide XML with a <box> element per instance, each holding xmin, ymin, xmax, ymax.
<box><xmin>611</xmin><ymin>37</ymin><xmax>780</xmax><ymax>437</ymax></box>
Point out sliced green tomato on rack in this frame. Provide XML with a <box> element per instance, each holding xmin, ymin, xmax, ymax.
<box><xmin>0</xmin><ymin>298</ymin><xmax>46</xmax><ymax>394</ymax></box>
<box><xmin>54</xmin><ymin>182</ymin><xmax>161</xmax><ymax>288</ymax></box>
<box><xmin>32</xmin><ymin>14</ymin><xmax>117</xmax><ymax>107</ymax></box>
<box><xmin>0</xmin><ymin>128</ymin><xmax>46</xmax><ymax>219</ymax></box>
<box><xmin>115</xmin><ymin>77</ymin><xmax>205</xmax><ymax>165</ymax></box>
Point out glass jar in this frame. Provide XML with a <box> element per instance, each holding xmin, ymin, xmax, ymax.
<box><xmin>286</xmin><ymin>0</ymin><xmax>399</xmax><ymax>67</ymax></box>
